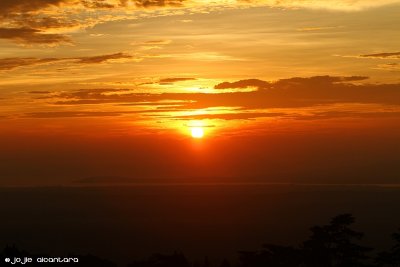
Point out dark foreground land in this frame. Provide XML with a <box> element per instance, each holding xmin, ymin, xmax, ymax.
<box><xmin>1</xmin><ymin>184</ymin><xmax>400</xmax><ymax>266</ymax></box>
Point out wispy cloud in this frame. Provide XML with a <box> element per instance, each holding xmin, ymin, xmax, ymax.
<box><xmin>26</xmin><ymin>75</ymin><xmax>400</xmax><ymax>122</ymax></box>
<box><xmin>296</xmin><ymin>26</ymin><xmax>343</xmax><ymax>32</ymax></box>
<box><xmin>24</xmin><ymin>111</ymin><xmax>138</xmax><ymax>118</ymax></box>
<box><xmin>238</xmin><ymin>0</ymin><xmax>400</xmax><ymax>11</ymax></box>
<box><xmin>0</xmin><ymin>52</ymin><xmax>139</xmax><ymax>71</ymax></box>
<box><xmin>158</xmin><ymin>77</ymin><xmax>196</xmax><ymax>84</ymax></box>
<box><xmin>360</xmin><ymin>52</ymin><xmax>400</xmax><ymax>59</ymax></box>
<box><xmin>76</xmin><ymin>52</ymin><xmax>134</xmax><ymax>64</ymax></box>
<box><xmin>375</xmin><ymin>63</ymin><xmax>400</xmax><ymax>71</ymax></box>
<box><xmin>132</xmin><ymin>0</ymin><xmax>186</xmax><ymax>8</ymax></box>
<box><xmin>143</xmin><ymin>40</ymin><xmax>172</xmax><ymax>45</ymax></box>
<box><xmin>1</xmin><ymin>0</ymin><xmax>396</xmax><ymax>46</ymax></box>
<box><xmin>0</xmin><ymin>27</ymin><xmax>72</xmax><ymax>46</ymax></box>
<box><xmin>0</xmin><ymin>57</ymin><xmax>65</xmax><ymax>70</ymax></box>
<box><xmin>214</xmin><ymin>79</ymin><xmax>270</xmax><ymax>89</ymax></box>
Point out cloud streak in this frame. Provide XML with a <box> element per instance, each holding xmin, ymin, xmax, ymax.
<box><xmin>1</xmin><ymin>0</ymin><xmax>398</xmax><ymax>45</ymax></box>
<box><xmin>360</xmin><ymin>52</ymin><xmax>400</xmax><ymax>59</ymax></box>
<box><xmin>6</xmin><ymin>74</ymin><xmax>397</xmax><ymax>124</ymax></box>
<box><xmin>24</xmin><ymin>111</ymin><xmax>138</xmax><ymax>118</ymax></box>
<box><xmin>132</xmin><ymin>0</ymin><xmax>186</xmax><ymax>8</ymax></box>
<box><xmin>33</xmin><ymin>75</ymin><xmax>400</xmax><ymax>122</ymax></box>
<box><xmin>77</xmin><ymin>53</ymin><xmax>134</xmax><ymax>64</ymax></box>
<box><xmin>0</xmin><ymin>57</ymin><xmax>64</xmax><ymax>70</ymax></box>
<box><xmin>158</xmin><ymin>77</ymin><xmax>196</xmax><ymax>84</ymax></box>
<box><xmin>50</xmin><ymin>76</ymin><xmax>400</xmax><ymax>108</ymax></box>
<box><xmin>0</xmin><ymin>52</ymin><xmax>137</xmax><ymax>70</ymax></box>
<box><xmin>0</xmin><ymin>27</ymin><xmax>72</xmax><ymax>46</ymax></box>
<box><xmin>238</xmin><ymin>0</ymin><xmax>400</xmax><ymax>11</ymax></box>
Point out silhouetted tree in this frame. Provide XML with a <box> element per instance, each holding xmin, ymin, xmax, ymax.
<box><xmin>1</xmin><ymin>214</ymin><xmax>382</xmax><ymax>267</ymax></box>
<box><xmin>238</xmin><ymin>250</ymin><xmax>265</xmax><ymax>267</ymax></box>
<box><xmin>376</xmin><ymin>228</ymin><xmax>400</xmax><ymax>266</ymax></box>
<box><xmin>191</xmin><ymin>258</ymin><xmax>212</xmax><ymax>267</ymax></box>
<box><xmin>302</xmin><ymin>214</ymin><xmax>372</xmax><ymax>267</ymax></box>
<box><xmin>220</xmin><ymin>258</ymin><xmax>231</xmax><ymax>267</ymax></box>
<box><xmin>238</xmin><ymin>244</ymin><xmax>302</xmax><ymax>267</ymax></box>
<box><xmin>203</xmin><ymin>256</ymin><xmax>211</xmax><ymax>267</ymax></box>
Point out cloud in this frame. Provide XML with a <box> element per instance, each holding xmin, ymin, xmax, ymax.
<box><xmin>144</xmin><ymin>40</ymin><xmax>171</xmax><ymax>45</ymax></box>
<box><xmin>1</xmin><ymin>0</ymin><xmax>396</xmax><ymax>16</ymax></box>
<box><xmin>132</xmin><ymin>0</ymin><xmax>186</xmax><ymax>8</ymax></box>
<box><xmin>375</xmin><ymin>63</ymin><xmax>400</xmax><ymax>71</ymax></box>
<box><xmin>12</xmin><ymin>16</ymin><xmax>81</xmax><ymax>31</ymax></box>
<box><xmin>21</xmin><ymin>75</ymin><xmax>400</xmax><ymax>122</ymax></box>
<box><xmin>214</xmin><ymin>76</ymin><xmax>367</xmax><ymax>90</ymax></box>
<box><xmin>360</xmin><ymin>52</ymin><xmax>400</xmax><ymax>59</ymax></box>
<box><xmin>0</xmin><ymin>0</ymin><xmax>186</xmax><ymax>14</ymax></box>
<box><xmin>0</xmin><ymin>1</ymin><xmax>77</xmax><ymax>45</ymax></box>
<box><xmin>0</xmin><ymin>27</ymin><xmax>72</xmax><ymax>46</ymax></box>
<box><xmin>0</xmin><ymin>0</ymin><xmax>70</xmax><ymax>15</ymax></box>
<box><xmin>159</xmin><ymin>77</ymin><xmax>196</xmax><ymax>84</ymax></box>
<box><xmin>171</xmin><ymin>112</ymin><xmax>287</xmax><ymax>120</ymax></box>
<box><xmin>214</xmin><ymin>79</ymin><xmax>270</xmax><ymax>89</ymax></box>
<box><xmin>0</xmin><ymin>1</ymin><xmax>124</xmax><ymax>46</ymax></box>
<box><xmin>28</xmin><ymin>91</ymin><xmax>52</xmax><ymax>94</ymax></box>
<box><xmin>50</xmin><ymin>75</ymin><xmax>400</xmax><ymax>109</ymax></box>
<box><xmin>296</xmin><ymin>26</ymin><xmax>343</xmax><ymax>32</ymax></box>
<box><xmin>0</xmin><ymin>52</ymin><xmax>138</xmax><ymax>71</ymax></box>
<box><xmin>238</xmin><ymin>0</ymin><xmax>400</xmax><ymax>11</ymax></box>
<box><xmin>278</xmin><ymin>75</ymin><xmax>368</xmax><ymax>82</ymax></box>
<box><xmin>68</xmin><ymin>88</ymin><xmax>131</xmax><ymax>94</ymax></box>
<box><xmin>1</xmin><ymin>0</ymin><xmax>396</xmax><ymax>46</ymax></box>
<box><xmin>296</xmin><ymin>110</ymin><xmax>400</xmax><ymax>120</ymax></box>
<box><xmin>24</xmin><ymin>111</ymin><xmax>138</xmax><ymax>118</ymax></box>
<box><xmin>0</xmin><ymin>57</ymin><xmax>65</xmax><ymax>70</ymax></box>
<box><xmin>76</xmin><ymin>52</ymin><xmax>134</xmax><ymax>64</ymax></box>
<box><xmin>130</xmin><ymin>39</ymin><xmax>172</xmax><ymax>48</ymax></box>
<box><xmin>81</xmin><ymin>0</ymin><xmax>117</xmax><ymax>8</ymax></box>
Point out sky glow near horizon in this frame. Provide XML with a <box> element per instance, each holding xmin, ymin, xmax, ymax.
<box><xmin>1</xmin><ymin>0</ymin><xmax>400</xmax><ymax>185</ymax></box>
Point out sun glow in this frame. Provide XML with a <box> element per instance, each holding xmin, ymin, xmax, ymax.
<box><xmin>188</xmin><ymin>120</ymin><xmax>206</xmax><ymax>138</ymax></box>
<box><xmin>191</xmin><ymin>127</ymin><xmax>204</xmax><ymax>138</ymax></box>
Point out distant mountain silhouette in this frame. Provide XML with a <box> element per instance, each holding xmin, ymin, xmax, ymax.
<box><xmin>73</xmin><ymin>176</ymin><xmax>152</xmax><ymax>185</ymax></box>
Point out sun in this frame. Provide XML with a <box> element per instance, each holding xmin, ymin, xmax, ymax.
<box><xmin>191</xmin><ymin>127</ymin><xmax>204</xmax><ymax>139</ymax></box>
<box><xmin>187</xmin><ymin>120</ymin><xmax>206</xmax><ymax>139</ymax></box>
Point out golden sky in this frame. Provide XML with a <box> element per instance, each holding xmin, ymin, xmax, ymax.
<box><xmin>1</xmin><ymin>0</ymin><xmax>400</xmax><ymax>186</ymax></box>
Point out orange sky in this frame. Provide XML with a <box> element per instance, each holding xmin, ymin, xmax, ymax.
<box><xmin>1</xmin><ymin>0</ymin><xmax>400</xmax><ymax>186</ymax></box>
